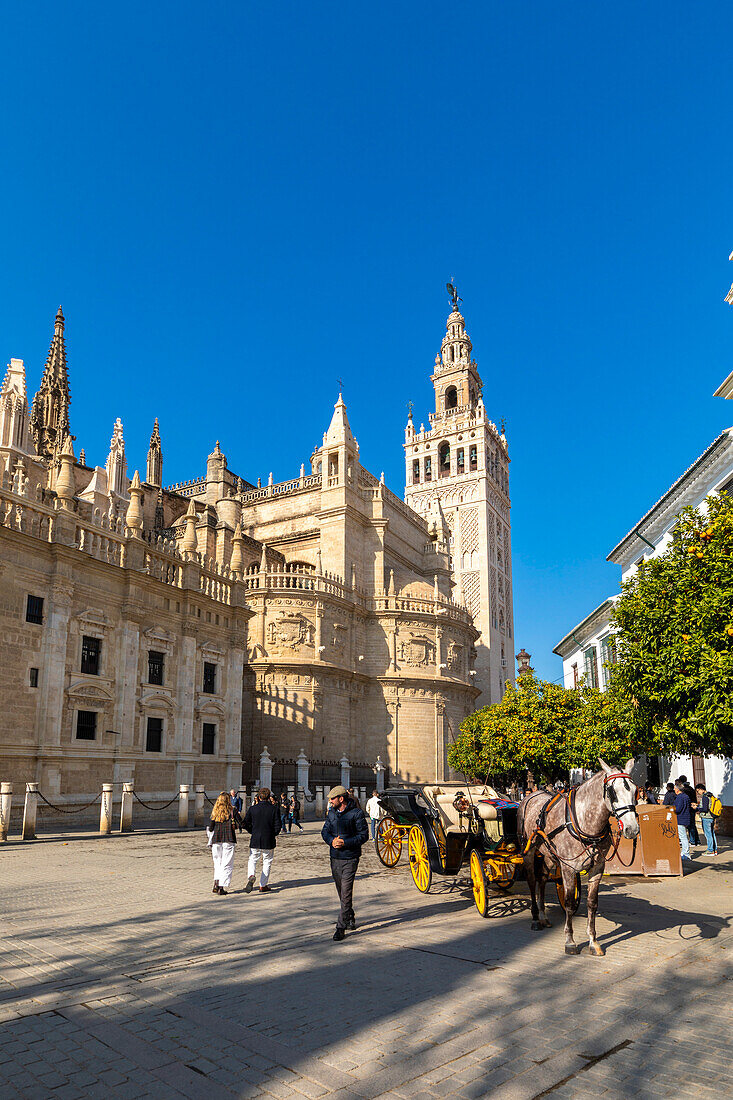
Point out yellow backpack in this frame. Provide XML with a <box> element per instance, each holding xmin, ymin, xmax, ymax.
<box><xmin>708</xmin><ymin>794</ymin><xmax>722</xmax><ymax>818</ymax></box>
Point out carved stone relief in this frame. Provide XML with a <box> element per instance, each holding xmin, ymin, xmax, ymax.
<box><xmin>267</xmin><ymin>614</ymin><xmax>315</xmax><ymax>651</ymax></box>
<box><xmin>398</xmin><ymin>634</ymin><xmax>435</xmax><ymax>668</ymax></box>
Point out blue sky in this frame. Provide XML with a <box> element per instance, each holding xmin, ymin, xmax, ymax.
<box><xmin>2</xmin><ymin>2</ymin><xmax>732</xmax><ymax>681</ymax></box>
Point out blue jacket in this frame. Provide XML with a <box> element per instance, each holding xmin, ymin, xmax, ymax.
<box><xmin>673</xmin><ymin>792</ymin><xmax>691</xmax><ymax>827</ymax></box>
<box><xmin>322</xmin><ymin>798</ymin><xmax>369</xmax><ymax>860</ymax></box>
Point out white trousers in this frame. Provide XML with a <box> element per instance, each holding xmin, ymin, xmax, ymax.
<box><xmin>211</xmin><ymin>842</ymin><xmax>235</xmax><ymax>888</ymax></box>
<box><xmin>247</xmin><ymin>847</ymin><xmax>274</xmax><ymax>887</ymax></box>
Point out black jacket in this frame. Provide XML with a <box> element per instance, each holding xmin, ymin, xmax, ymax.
<box><xmin>322</xmin><ymin>798</ymin><xmax>369</xmax><ymax>860</ymax></box>
<box><xmin>244</xmin><ymin>799</ymin><xmax>282</xmax><ymax>849</ymax></box>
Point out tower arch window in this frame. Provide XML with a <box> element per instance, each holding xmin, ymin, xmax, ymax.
<box><xmin>424</xmin><ymin>455</ymin><xmax>432</xmax><ymax>481</ymax></box>
<box><xmin>412</xmin><ymin>459</ymin><xmax>420</xmax><ymax>484</ymax></box>
<box><xmin>456</xmin><ymin>447</ymin><xmax>464</xmax><ymax>473</ymax></box>
<box><xmin>469</xmin><ymin>444</ymin><xmax>478</xmax><ymax>471</ymax></box>
<box><xmin>439</xmin><ymin>442</ymin><xmax>451</xmax><ymax>478</ymax></box>
<box><xmin>445</xmin><ymin>386</ymin><xmax>458</xmax><ymax>411</ymax></box>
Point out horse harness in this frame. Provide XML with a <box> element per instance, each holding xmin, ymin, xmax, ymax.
<box><xmin>524</xmin><ymin>772</ymin><xmax>637</xmax><ymax>869</ymax></box>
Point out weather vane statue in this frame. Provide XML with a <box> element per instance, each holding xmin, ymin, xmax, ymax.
<box><xmin>446</xmin><ymin>280</ymin><xmax>462</xmax><ymax>312</ymax></box>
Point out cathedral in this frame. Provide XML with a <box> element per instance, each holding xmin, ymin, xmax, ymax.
<box><xmin>0</xmin><ymin>296</ymin><xmax>513</xmax><ymax>802</ymax></box>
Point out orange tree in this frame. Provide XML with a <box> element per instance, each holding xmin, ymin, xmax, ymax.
<box><xmin>611</xmin><ymin>493</ymin><xmax>733</xmax><ymax>757</ymax></box>
<box><xmin>448</xmin><ymin>671</ymin><xmax>638</xmax><ymax>784</ymax></box>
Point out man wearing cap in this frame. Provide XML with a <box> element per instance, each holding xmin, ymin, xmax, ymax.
<box><xmin>322</xmin><ymin>785</ymin><xmax>369</xmax><ymax>941</ymax></box>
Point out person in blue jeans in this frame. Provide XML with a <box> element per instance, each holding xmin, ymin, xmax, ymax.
<box><xmin>673</xmin><ymin>781</ymin><xmax>692</xmax><ymax>860</ymax></box>
<box><xmin>695</xmin><ymin>784</ymin><xmax>718</xmax><ymax>854</ymax></box>
<box><xmin>279</xmin><ymin>793</ymin><xmax>290</xmax><ymax>835</ymax></box>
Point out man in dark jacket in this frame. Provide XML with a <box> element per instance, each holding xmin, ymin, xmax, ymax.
<box><xmin>672</xmin><ymin>781</ymin><xmax>692</xmax><ymax>861</ymax></box>
<box><xmin>676</xmin><ymin>775</ymin><xmax>700</xmax><ymax>846</ymax></box>
<box><xmin>322</xmin><ymin>785</ymin><xmax>369</xmax><ymax>941</ymax></box>
<box><xmin>243</xmin><ymin>787</ymin><xmax>282</xmax><ymax>893</ymax></box>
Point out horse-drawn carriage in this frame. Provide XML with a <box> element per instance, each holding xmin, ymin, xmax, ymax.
<box><xmin>375</xmin><ymin>782</ymin><xmax>527</xmax><ymax>915</ymax></box>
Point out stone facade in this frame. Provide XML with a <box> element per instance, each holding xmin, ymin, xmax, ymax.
<box><xmin>0</xmin><ymin>307</ymin><xmax>481</xmax><ymax>800</ymax></box>
<box><xmin>404</xmin><ymin>303</ymin><xmax>514</xmax><ymax>705</ymax></box>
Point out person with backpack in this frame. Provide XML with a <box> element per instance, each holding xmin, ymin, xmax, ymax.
<box><xmin>676</xmin><ymin>776</ymin><xmax>700</xmax><ymax>846</ymax></box>
<box><xmin>695</xmin><ymin>783</ymin><xmax>720</xmax><ymax>854</ymax></box>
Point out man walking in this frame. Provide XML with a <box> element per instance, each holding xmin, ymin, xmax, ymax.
<box><xmin>243</xmin><ymin>787</ymin><xmax>281</xmax><ymax>893</ymax></box>
<box><xmin>672</xmin><ymin>780</ymin><xmax>692</xmax><ymax>861</ymax></box>
<box><xmin>322</xmin><ymin>785</ymin><xmax>368</xmax><ymax>941</ymax></box>
<box><xmin>365</xmin><ymin>789</ymin><xmax>382</xmax><ymax>841</ymax></box>
<box><xmin>230</xmin><ymin>788</ymin><xmax>243</xmax><ymax>832</ymax></box>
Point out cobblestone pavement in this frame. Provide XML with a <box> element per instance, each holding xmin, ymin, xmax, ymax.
<box><xmin>1</xmin><ymin>822</ymin><xmax>731</xmax><ymax>1099</ymax></box>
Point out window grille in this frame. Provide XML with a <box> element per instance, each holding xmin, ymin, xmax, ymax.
<box><xmin>148</xmin><ymin>651</ymin><xmax>165</xmax><ymax>685</ymax></box>
<box><xmin>29</xmin><ymin>668</ymin><xmax>39</xmax><ymax>688</ymax></box>
<box><xmin>26</xmin><ymin>595</ymin><xmax>44</xmax><ymax>625</ymax></box>
<box><xmin>202</xmin><ymin>723</ymin><xmax>216</xmax><ymax>755</ymax></box>
<box><xmin>146</xmin><ymin>716</ymin><xmax>163</xmax><ymax>752</ymax></box>
<box><xmin>81</xmin><ymin>636</ymin><xmax>101</xmax><ymax>676</ymax></box>
<box><xmin>76</xmin><ymin>710</ymin><xmax>97</xmax><ymax>740</ymax></box>
<box><xmin>203</xmin><ymin>662</ymin><xmax>217</xmax><ymax>694</ymax></box>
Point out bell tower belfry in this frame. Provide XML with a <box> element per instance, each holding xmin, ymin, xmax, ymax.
<box><xmin>404</xmin><ymin>288</ymin><xmax>514</xmax><ymax>705</ymax></box>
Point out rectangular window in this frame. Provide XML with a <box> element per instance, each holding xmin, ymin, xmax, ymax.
<box><xmin>26</xmin><ymin>595</ymin><xmax>44</xmax><ymax>625</ymax></box>
<box><xmin>691</xmin><ymin>754</ymin><xmax>706</xmax><ymax>788</ymax></box>
<box><xmin>146</xmin><ymin>716</ymin><xmax>163</xmax><ymax>752</ymax></box>
<box><xmin>148</xmin><ymin>650</ymin><xmax>165</xmax><ymax>685</ymax></box>
<box><xmin>412</xmin><ymin>459</ymin><xmax>420</xmax><ymax>484</ymax></box>
<box><xmin>76</xmin><ymin>710</ymin><xmax>97</xmax><ymax>740</ymax></box>
<box><xmin>584</xmin><ymin>646</ymin><xmax>599</xmax><ymax>690</ymax></box>
<box><xmin>81</xmin><ymin>635</ymin><xmax>101</xmax><ymax>675</ymax></box>
<box><xmin>456</xmin><ymin>448</ymin><xmax>464</xmax><ymax>473</ymax></box>
<box><xmin>202</xmin><ymin>723</ymin><xmax>216</xmax><ymax>755</ymax></box>
<box><xmin>29</xmin><ymin>668</ymin><xmax>39</xmax><ymax>688</ymax></box>
<box><xmin>203</xmin><ymin>661</ymin><xmax>217</xmax><ymax>694</ymax></box>
<box><xmin>571</xmin><ymin>663</ymin><xmax>578</xmax><ymax>689</ymax></box>
<box><xmin>600</xmin><ymin>637</ymin><xmax>617</xmax><ymax>687</ymax></box>
<box><xmin>424</xmin><ymin>456</ymin><xmax>432</xmax><ymax>482</ymax></box>
<box><xmin>469</xmin><ymin>445</ymin><xmax>478</xmax><ymax>471</ymax></box>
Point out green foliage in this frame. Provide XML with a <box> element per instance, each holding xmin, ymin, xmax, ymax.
<box><xmin>611</xmin><ymin>492</ymin><xmax>733</xmax><ymax>757</ymax></box>
<box><xmin>448</xmin><ymin>671</ymin><xmax>638</xmax><ymax>783</ymax></box>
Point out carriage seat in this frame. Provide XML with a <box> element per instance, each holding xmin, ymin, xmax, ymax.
<box><xmin>424</xmin><ymin>785</ymin><xmax>499</xmax><ymax>831</ymax></box>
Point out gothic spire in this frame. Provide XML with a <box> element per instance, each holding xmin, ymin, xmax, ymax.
<box><xmin>29</xmin><ymin>306</ymin><xmax>72</xmax><ymax>460</ymax></box>
<box><xmin>146</xmin><ymin>417</ymin><xmax>163</xmax><ymax>486</ymax></box>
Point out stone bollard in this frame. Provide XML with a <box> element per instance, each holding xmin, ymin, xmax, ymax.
<box><xmin>237</xmin><ymin>785</ymin><xmax>246</xmax><ymax>815</ymax></box>
<box><xmin>193</xmin><ymin>784</ymin><xmax>205</xmax><ymax>827</ymax></box>
<box><xmin>99</xmin><ymin>783</ymin><xmax>114</xmax><ymax>835</ymax></box>
<box><xmin>178</xmin><ymin>784</ymin><xmax>190</xmax><ymax>828</ymax></box>
<box><xmin>119</xmin><ymin>782</ymin><xmax>134</xmax><ymax>833</ymax></box>
<box><xmin>315</xmin><ymin>785</ymin><xmax>324</xmax><ymax>818</ymax></box>
<box><xmin>22</xmin><ymin>782</ymin><xmax>38</xmax><ymax>840</ymax></box>
<box><xmin>1</xmin><ymin>782</ymin><xmax>12</xmax><ymax>842</ymax></box>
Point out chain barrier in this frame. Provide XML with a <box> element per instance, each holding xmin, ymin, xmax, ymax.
<box><xmin>204</xmin><ymin>792</ymin><xmax>217</xmax><ymax>807</ymax></box>
<box><xmin>131</xmin><ymin>792</ymin><xmax>180</xmax><ymax>811</ymax></box>
<box><xmin>37</xmin><ymin>790</ymin><xmax>102</xmax><ymax>814</ymax></box>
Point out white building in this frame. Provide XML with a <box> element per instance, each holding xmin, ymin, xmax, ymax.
<box><xmin>554</xmin><ymin>420</ymin><xmax>733</xmax><ymax>829</ymax></box>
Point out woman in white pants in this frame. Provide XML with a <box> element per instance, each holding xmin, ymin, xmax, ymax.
<box><xmin>206</xmin><ymin>791</ymin><xmax>237</xmax><ymax>895</ymax></box>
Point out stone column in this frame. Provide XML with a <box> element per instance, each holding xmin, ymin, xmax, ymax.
<box><xmin>119</xmin><ymin>781</ymin><xmax>134</xmax><ymax>832</ymax></box>
<box><xmin>315</xmin><ymin>603</ymin><xmax>323</xmax><ymax>660</ymax></box>
<box><xmin>0</xmin><ymin>782</ymin><xmax>12</xmax><ymax>842</ymax></box>
<box><xmin>259</xmin><ymin>747</ymin><xmax>273</xmax><ymax>790</ymax></box>
<box><xmin>22</xmin><ymin>782</ymin><xmax>38</xmax><ymax>840</ymax></box>
<box><xmin>176</xmin><ymin>634</ymin><xmax>197</xmax><ymax>760</ymax></box>
<box><xmin>237</xmin><ymin>785</ymin><xmax>246</xmax><ymax>815</ymax></box>
<box><xmin>35</xmin><ymin>579</ymin><xmax>73</xmax><ymax>752</ymax></box>
<box><xmin>99</xmin><ymin>783</ymin><xmax>114</xmax><ymax>835</ymax></box>
<box><xmin>296</xmin><ymin>748</ymin><xmax>310</xmax><ymax>814</ymax></box>
<box><xmin>178</xmin><ymin>784</ymin><xmax>190</xmax><ymax>828</ymax></box>
<box><xmin>315</xmin><ymin>785</ymin><xmax>324</xmax><ymax>817</ymax></box>
<box><xmin>194</xmin><ymin>784</ymin><xmax>205</xmax><ymax>826</ymax></box>
<box><xmin>340</xmin><ymin>755</ymin><xmax>350</xmax><ymax>789</ymax></box>
<box><xmin>375</xmin><ymin>756</ymin><xmax>386</xmax><ymax>792</ymax></box>
<box><xmin>118</xmin><ymin>619</ymin><xmax>140</xmax><ymax>761</ymax></box>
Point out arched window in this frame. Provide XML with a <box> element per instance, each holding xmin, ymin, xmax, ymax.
<box><xmin>445</xmin><ymin>386</ymin><xmax>458</xmax><ymax>410</ymax></box>
<box><xmin>439</xmin><ymin>442</ymin><xmax>451</xmax><ymax>478</ymax></box>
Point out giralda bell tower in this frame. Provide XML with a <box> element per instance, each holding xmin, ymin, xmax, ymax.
<box><xmin>404</xmin><ymin>285</ymin><xmax>514</xmax><ymax>706</ymax></box>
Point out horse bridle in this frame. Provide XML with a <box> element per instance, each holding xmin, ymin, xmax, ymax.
<box><xmin>603</xmin><ymin>771</ymin><xmax>638</xmax><ymax>824</ymax></box>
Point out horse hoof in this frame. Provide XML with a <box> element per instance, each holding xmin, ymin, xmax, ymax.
<box><xmin>565</xmin><ymin>944</ymin><xmax>581</xmax><ymax>956</ymax></box>
<box><xmin>589</xmin><ymin>943</ymin><xmax>605</xmax><ymax>957</ymax></box>
<box><xmin>531</xmin><ymin>921</ymin><xmax>543</xmax><ymax>931</ymax></box>
<box><xmin>541</xmin><ymin>919</ymin><xmax>552</xmax><ymax>928</ymax></box>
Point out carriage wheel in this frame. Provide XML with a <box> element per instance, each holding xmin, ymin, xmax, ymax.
<box><xmin>408</xmin><ymin>825</ymin><xmax>432</xmax><ymax>893</ymax></box>
<box><xmin>556</xmin><ymin>874</ymin><xmax>581</xmax><ymax>912</ymax></box>
<box><xmin>470</xmin><ymin>850</ymin><xmax>489</xmax><ymax>917</ymax></box>
<box><xmin>375</xmin><ymin>817</ymin><xmax>402</xmax><ymax>867</ymax></box>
